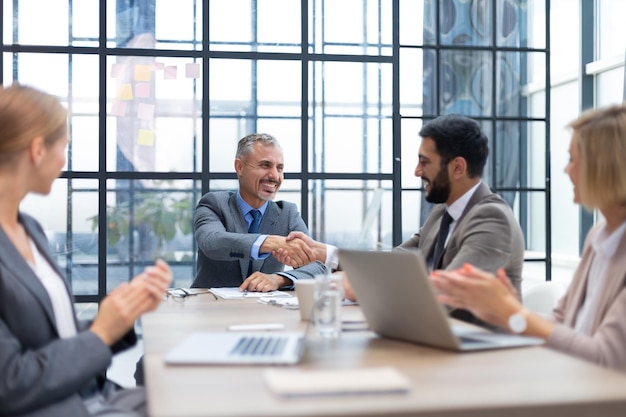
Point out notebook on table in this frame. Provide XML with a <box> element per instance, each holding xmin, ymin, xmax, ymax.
<box><xmin>337</xmin><ymin>248</ymin><xmax>544</xmax><ymax>352</ymax></box>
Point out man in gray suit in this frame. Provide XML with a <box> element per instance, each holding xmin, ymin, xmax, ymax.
<box><xmin>278</xmin><ymin>115</ymin><xmax>524</xmax><ymax>321</ymax></box>
<box><xmin>191</xmin><ymin>133</ymin><xmax>328</xmax><ymax>291</ymax></box>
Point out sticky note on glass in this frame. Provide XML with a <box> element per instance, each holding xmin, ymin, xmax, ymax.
<box><xmin>117</xmin><ymin>84</ymin><xmax>133</xmax><ymax>100</ymax></box>
<box><xmin>134</xmin><ymin>64</ymin><xmax>152</xmax><ymax>82</ymax></box>
<box><xmin>164</xmin><ymin>66</ymin><xmax>177</xmax><ymax>80</ymax></box>
<box><xmin>137</xmin><ymin>103</ymin><xmax>155</xmax><ymax>120</ymax></box>
<box><xmin>152</xmin><ymin>61</ymin><xmax>165</xmax><ymax>70</ymax></box>
<box><xmin>111</xmin><ymin>63</ymin><xmax>124</xmax><ymax>79</ymax></box>
<box><xmin>110</xmin><ymin>100</ymin><xmax>127</xmax><ymax>117</ymax></box>
<box><xmin>137</xmin><ymin>129</ymin><xmax>155</xmax><ymax>146</ymax></box>
<box><xmin>135</xmin><ymin>82</ymin><xmax>151</xmax><ymax>99</ymax></box>
<box><xmin>185</xmin><ymin>63</ymin><xmax>200</xmax><ymax>79</ymax></box>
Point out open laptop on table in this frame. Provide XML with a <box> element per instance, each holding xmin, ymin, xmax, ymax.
<box><xmin>337</xmin><ymin>248</ymin><xmax>544</xmax><ymax>352</ymax></box>
<box><xmin>164</xmin><ymin>321</ymin><xmax>309</xmax><ymax>366</ymax></box>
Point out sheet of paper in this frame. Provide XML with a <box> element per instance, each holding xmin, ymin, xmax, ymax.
<box><xmin>257</xmin><ymin>297</ymin><xmax>356</xmax><ymax>308</ymax></box>
<box><xmin>258</xmin><ymin>297</ymin><xmax>300</xmax><ymax>309</ymax></box>
<box><xmin>264</xmin><ymin>367</ymin><xmax>411</xmax><ymax>397</ymax></box>
<box><xmin>209</xmin><ymin>287</ymin><xmax>291</xmax><ymax>300</ymax></box>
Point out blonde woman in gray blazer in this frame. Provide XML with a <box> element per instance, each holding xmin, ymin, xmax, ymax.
<box><xmin>0</xmin><ymin>85</ymin><xmax>172</xmax><ymax>416</ymax></box>
<box><xmin>433</xmin><ymin>104</ymin><xmax>626</xmax><ymax>372</ymax></box>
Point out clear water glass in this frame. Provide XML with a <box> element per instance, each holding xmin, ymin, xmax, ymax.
<box><xmin>313</xmin><ymin>274</ymin><xmax>344</xmax><ymax>338</ymax></box>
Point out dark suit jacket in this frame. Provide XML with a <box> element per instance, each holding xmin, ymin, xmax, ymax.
<box><xmin>399</xmin><ymin>182</ymin><xmax>525</xmax><ymax>294</ymax></box>
<box><xmin>0</xmin><ymin>213</ymin><xmax>134</xmax><ymax>417</ymax></box>
<box><xmin>192</xmin><ymin>191</ymin><xmax>327</xmax><ymax>288</ymax></box>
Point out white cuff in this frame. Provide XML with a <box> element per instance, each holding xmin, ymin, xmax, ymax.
<box><xmin>325</xmin><ymin>244</ymin><xmax>339</xmax><ymax>270</ymax></box>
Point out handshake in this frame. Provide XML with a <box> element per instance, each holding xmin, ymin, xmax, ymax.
<box><xmin>262</xmin><ymin>231</ymin><xmax>327</xmax><ymax>268</ymax></box>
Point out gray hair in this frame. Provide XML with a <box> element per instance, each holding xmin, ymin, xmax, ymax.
<box><xmin>236</xmin><ymin>133</ymin><xmax>282</xmax><ymax>159</ymax></box>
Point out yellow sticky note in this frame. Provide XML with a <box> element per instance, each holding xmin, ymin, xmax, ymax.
<box><xmin>134</xmin><ymin>64</ymin><xmax>152</xmax><ymax>82</ymax></box>
<box><xmin>137</xmin><ymin>129</ymin><xmax>155</xmax><ymax>146</ymax></box>
<box><xmin>117</xmin><ymin>84</ymin><xmax>133</xmax><ymax>100</ymax></box>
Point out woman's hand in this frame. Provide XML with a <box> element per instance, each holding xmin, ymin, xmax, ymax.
<box><xmin>431</xmin><ymin>265</ymin><xmax>521</xmax><ymax>329</ymax></box>
<box><xmin>90</xmin><ymin>259</ymin><xmax>172</xmax><ymax>346</ymax></box>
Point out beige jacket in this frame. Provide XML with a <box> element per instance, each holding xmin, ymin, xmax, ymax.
<box><xmin>548</xmin><ymin>222</ymin><xmax>626</xmax><ymax>372</ymax></box>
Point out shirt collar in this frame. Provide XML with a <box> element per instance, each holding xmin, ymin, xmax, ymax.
<box><xmin>236</xmin><ymin>191</ymin><xmax>268</xmax><ymax>217</ymax></box>
<box><xmin>592</xmin><ymin>219</ymin><xmax>626</xmax><ymax>259</ymax></box>
<box><xmin>446</xmin><ymin>181</ymin><xmax>482</xmax><ymax>222</ymax></box>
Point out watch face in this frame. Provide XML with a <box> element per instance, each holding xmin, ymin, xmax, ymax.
<box><xmin>508</xmin><ymin>313</ymin><xmax>527</xmax><ymax>334</ymax></box>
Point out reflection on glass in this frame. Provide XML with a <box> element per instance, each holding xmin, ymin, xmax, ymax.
<box><xmin>308</xmin><ymin>180</ymin><xmax>393</xmax><ymax>250</ymax></box>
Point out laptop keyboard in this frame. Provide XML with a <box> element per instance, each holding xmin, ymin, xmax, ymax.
<box><xmin>230</xmin><ymin>336</ymin><xmax>288</xmax><ymax>357</ymax></box>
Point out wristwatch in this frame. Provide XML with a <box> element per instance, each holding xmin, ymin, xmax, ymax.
<box><xmin>507</xmin><ymin>311</ymin><xmax>528</xmax><ymax>334</ymax></box>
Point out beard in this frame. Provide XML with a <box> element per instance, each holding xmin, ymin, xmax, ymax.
<box><xmin>424</xmin><ymin>166</ymin><xmax>451</xmax><ymax>204</ymax></box>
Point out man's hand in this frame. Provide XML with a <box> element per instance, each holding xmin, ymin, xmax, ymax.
<box><xmin>239</xmin><ymin>272</ymin><xmax>290</xmax><ymax>292</ymax></box>
<box><xmin>272</xmin><ymin>231</ymin><xmax>327</xmax><ymax>268</ymax></box>
<box><xmin>261</xmin><ymin>235</ymin><xmax>315</xmax><ymax>267</ymax></box>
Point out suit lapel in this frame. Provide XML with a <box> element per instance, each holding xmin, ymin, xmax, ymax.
<box><xmin>259</xmin><ymin>201</ymin><xmax>279</xmax><ymax>234</ymax></box>
<box><xmin>456</xmin><ymin>182</ymin><xmax>491</xmax><ymax>225</ymax></box>
<box><xmin>229</xmin><ymin>193</ymin><xmax>248</xmax><ymax>233</ymax></box>
<box><xmin>0</xmin><ymin>216</ymin><xmax>59</xmax><ymax>333</ymax></box>
<box><xmin>420</xmin><ymin>205</ymin><xmax>445</xmax><ymax>258</ymax></box>
<box><xmin>228</xmin><ymin>195</ymin><xmax>251</xmax><ymax>278</ymax></box>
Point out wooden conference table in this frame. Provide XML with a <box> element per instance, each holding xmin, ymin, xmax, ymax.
<box><xmin>142</xmin><ymin>292</ymin><xmax>626</xmax><ymax>417</ymax></box>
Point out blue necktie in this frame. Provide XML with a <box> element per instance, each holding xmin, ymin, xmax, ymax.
<box><xmin>247</xmin><ymin>210</ymin><xmax>262</xmax><ymax>276</ymax></box>
<box><xmin>248</xmin><ymin>209</ymin><xmax>261</xmax><ymax>233</ymax></box>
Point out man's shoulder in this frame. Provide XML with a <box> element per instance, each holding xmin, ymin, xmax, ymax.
<box><xmin>198</xmin><ymin>190</ymin><xmax>235</xmax><ymax>204</ymax></box>
<box><xmin>272</xmin><ymin>200</ymin><xmax>297</xmax><ymax>212</ymax></box>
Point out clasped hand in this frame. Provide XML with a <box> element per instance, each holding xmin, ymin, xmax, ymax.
<box><xmin>271</xmin><ymin>231</ymin><xmax>326</xmax><ymax>268</ymax></box>
<box><xmin>89</xmin><ymin>259</ymin><xmax>173</xmax><ymax>346</ymax></box>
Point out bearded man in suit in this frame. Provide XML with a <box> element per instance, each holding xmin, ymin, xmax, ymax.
<box><xmin>277</xmin><ymin>115</ymin><xmax>525</xmax><ymax>323</ymax></box>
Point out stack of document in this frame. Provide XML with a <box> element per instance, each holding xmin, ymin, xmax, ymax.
<box><xmin>209</xmin><ymin>287</ymin><xmax>291</xmax><ymax>300</ymax></box>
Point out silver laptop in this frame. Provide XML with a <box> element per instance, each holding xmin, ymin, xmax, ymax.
<box><xmin>164</xmin><ymin>327</ymin><xmax>307</xmax><ymax>366</ymax></box>
<box><xmin>338</xmin><ymin>248</ymin><xmax>544</xmax><ymax>352</ymax></box>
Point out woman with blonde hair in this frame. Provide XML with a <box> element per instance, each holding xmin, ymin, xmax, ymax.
<box><xmin>0</xmin><ymin>83</ymin><xmax>172</xmax><ymax>416</ymax></box>
<box><xmin>432</xmin><ymin>104</ymin><xmax>626</xmax><ymax>372</ymax></box>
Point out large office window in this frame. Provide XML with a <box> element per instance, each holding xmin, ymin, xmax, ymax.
<box><xmin>2</xmin><ymin>0</ymin><xmax>567</xmax><ymax>307</ymax></box>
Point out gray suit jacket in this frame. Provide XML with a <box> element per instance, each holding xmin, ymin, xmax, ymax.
<box><xmin>0</xmin><ymin>214</ymin><xmax>116</xmax><ymax>417</ymax></box>
<box><xmin>399</xmin><ymin>182</ymin><xmax>524</xmax><ymax>294</ymax></box>
<box><xmin>192</xmin><ymin>191</ymin><xmax>327</xmax><ymax>288</ymax></box>
<box><xmin>548</xmin><ymin>222</ymin><xmax>626</xmax><ymax>371</ymax></box>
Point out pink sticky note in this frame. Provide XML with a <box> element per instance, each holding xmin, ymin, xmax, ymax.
<box><xmin>152</xmin><ymin>61</ymin><xmax>165</xmax><ymax>70</ymax></box>
<box><xmin>111</xmin><ymin>63</ymin><xmax>124</xmax><ymax>79</ymax></box>
<box><xmin>137</xmin><ymin>103</ymin><xmax>155</xmax><ymax>120</ymax></box>
<box><xmin>110</xmin><ymin>100</ymin><xmax>127</xmax><ymax>117</ymax></box>
<box><xmin>185</xmin><ymin>63</ymin><xmax>200</xmax><ymax>79</ymax></box>
<box><xmin>164</xmin><ymin>66</ymin><xmax>178</xmax><ymax>80</ymax></box>
<box><xmin>135</xmin><ymin>82</ymin><xmax>151</xmax><ymax>99</ymax></box>
<box><xmin>137</xmin><ymin>129</ymin><xmax>155</xmax><ymax>146</ymax></box>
